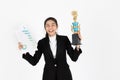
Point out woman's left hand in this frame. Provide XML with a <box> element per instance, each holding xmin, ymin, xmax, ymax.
<box><xmin>77</xmin><ymin>31</ymin><xmax>82</xmax><ymax>40</ymax></box>
<box><xmin>76</xmin><ymin>45</ymin><xmax>80</xmax><ymax>51</ymax></box>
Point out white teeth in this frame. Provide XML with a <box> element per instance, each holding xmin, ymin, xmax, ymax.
<box><xmin>49</xmin><ymin>30</ymin><xmax>54</xmax><ymax>32</ymax></box>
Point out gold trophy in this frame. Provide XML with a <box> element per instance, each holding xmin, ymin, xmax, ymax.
<box><xmin>71</xmin><ymin>11</ymin><xmax>82</xmax><ymax>45</ymax></box>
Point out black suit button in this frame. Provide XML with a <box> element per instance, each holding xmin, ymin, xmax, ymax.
<box><xmin>54</xmin><ymin>64</ymin><xmax>57</xmax><ymax>67</ymax></box>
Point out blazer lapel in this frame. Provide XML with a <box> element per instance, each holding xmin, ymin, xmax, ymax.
<box><xmin>45</xmin><ymin>34</ymin><xmax>61</xmax><ymax>60</ymax></box>
<box><xmin>45</xmin><ymin>36</ymin><xmax>54</xmax><ymax>59</ymax></box>
<box><xmin>56</xmin><ymin>35</ymin><xmax>61</xmax><ymax>59</ymax></box>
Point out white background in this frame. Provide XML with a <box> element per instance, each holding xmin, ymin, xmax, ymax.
<box><xmin>0</xmin><ymin>0</ymin><xmax>118</xmax><ymax>80</ymax></box>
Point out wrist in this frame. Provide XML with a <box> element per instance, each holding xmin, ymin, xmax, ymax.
<box><xmin>76</xmin><ymin>45</ymin><xmax>80</xmax><ymax>51</ymax></box>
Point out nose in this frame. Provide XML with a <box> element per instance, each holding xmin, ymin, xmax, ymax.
<box><xmin>49</xmin><ymin>26</ymin><xmax>53</xmax><ymax>30</ymax></box>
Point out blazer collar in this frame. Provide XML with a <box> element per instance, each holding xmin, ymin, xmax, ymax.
<box><xmin>45</xmin><ymin>34</ymin><xmax>60</xmax><ymax>60</ymax></box>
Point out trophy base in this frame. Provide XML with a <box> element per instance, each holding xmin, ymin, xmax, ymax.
<box><xmin>72</xmin><ymin>34</ymin><xmax>81</xmax><ymax>45</ymax></box>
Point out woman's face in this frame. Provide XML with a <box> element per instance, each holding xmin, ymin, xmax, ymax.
<box><xmin>45</xmin><ymin>20</ymin><xmax>58</xmax><ymax>36</ymax></box>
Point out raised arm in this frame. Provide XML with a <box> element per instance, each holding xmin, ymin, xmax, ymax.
<box><xmin>65</xmin><ymin>36</ymin><xmax>82</xmax><ymax>62</ymax></box>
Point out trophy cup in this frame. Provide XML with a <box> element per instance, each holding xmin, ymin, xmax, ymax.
<box><xmin>71</xmin><ymin>11</ymin><xmax>82</xmax><ymax>45</ymax></box>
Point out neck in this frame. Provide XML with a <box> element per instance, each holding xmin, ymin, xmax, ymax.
<box><xmin>49</xmin><ymin>34</ymin><xmax>56</xmax><ymax>37</ymax></box>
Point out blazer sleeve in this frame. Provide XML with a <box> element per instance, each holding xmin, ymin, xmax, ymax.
<box><xmin>22</xmin><ymin>40</ymin><xmax>43</xmax><ymax>66</ymax></box>
<box><xmin>65</xmin><ymin>36</ymin><xmax>82</xmax><ymax>62</ymax></box>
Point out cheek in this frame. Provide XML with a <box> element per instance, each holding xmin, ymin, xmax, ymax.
<box><xmin>45</xmin><ymin>26</ymin><xmax>49</xmax><ymax>30</ymax></box>
<box><xmin>45</xmin><ymin>28</ymin><xmax>49</xmax><ymax>32</ymax></box>
<box><xmin>53</xmin><ymin>27</ymin><xmax>57</xmax><ymax>31</ymax></box>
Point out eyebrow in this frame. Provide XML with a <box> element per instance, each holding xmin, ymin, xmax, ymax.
<box><xmin>51</xmin><ymin>22</ymin><xmax>56</xmax><ymax>24</ymax></box>
<box><xmin>46</xmin><ymin>23</ymin><xmax>56</xmax><ymax>25</ymax></box>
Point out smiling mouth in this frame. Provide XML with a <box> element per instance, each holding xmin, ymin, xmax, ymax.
<box><xmin>48</xmin><ymin>30</ymin><xmax>54</xmax><ymax>33</ymax></box>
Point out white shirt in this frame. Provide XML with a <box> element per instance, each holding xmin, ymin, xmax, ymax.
<box><xmin>49</xmin><ymin>35</ymin><xmax>57</xmax><ymax>58</ymax></box>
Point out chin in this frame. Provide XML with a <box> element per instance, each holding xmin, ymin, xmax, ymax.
<box><xmin>49</xmin><ymin>33</ymin><xmax>56</xmax><ymax>36</ymax></box>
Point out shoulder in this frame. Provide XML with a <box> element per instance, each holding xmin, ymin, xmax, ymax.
<box><xmin>58</xmin><ymin>35</ymin><xmax>66</xmax><ymax>37</ymax></box>
<box><xmin>57</xmin><ymin>35</ymin><xmax>71</xmax><ymax>46</ymax></box>
<box><xmin>37</xmin><ymin>37</ymin><xmax>46</xmax><ymax>44</ymax></box>
<box><xmin>57</xmin><ymin>35</ymin><xmax>69</xmax><ymax>41</ymax></box>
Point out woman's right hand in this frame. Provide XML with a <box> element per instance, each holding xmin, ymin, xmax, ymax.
<box><xmin>18</xmin><ymin>42</ymin><xmax>28</xmax><ymax>56</ymax></box>
<box><xmin>18</xmin><ymin>42</ymin><xmax>23</xmax><ymax>50</ymax></box>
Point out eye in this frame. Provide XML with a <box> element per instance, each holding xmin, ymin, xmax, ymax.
<box><xmin>52</xmin><ymin>24</ymin><xmax>55</xmax><ymax>26</ymax></box>
<box><xmin>46</xmin><ymin>24</ymin><xmax>50</xmax><ymax>27</ymax></box>
<box><xmin>52</xmin><ymin>23</ymin><xmax>56</xmax><ymax>26</ymax></box>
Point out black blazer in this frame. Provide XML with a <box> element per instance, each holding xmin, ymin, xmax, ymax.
<box><xmin>22</xmin><ymin>35</ymin><xmax>82</xmax><ymax>80</ymax></box>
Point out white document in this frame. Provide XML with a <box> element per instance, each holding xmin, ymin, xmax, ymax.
<box><xmin>15</xmin><ymin>25</ymin><xmax>37</xmax><ymax>54</ymax></box>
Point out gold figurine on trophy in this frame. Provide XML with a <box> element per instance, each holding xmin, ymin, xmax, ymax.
<box><xmin>71</xmin><ymin>11</ymin><xmax>82</xmax><ymax>45</ymax></box>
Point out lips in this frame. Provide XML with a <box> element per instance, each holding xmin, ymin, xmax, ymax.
<box><xmin>48</xmin><ymin>30</ymin><xmax>54</xmax><ymax>33</ymax></box>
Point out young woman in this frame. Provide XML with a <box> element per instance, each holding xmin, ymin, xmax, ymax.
<box><xmin>19</xmin><ymin>17</ymin><xmax>82</xmax><ymax>80</ymax></box>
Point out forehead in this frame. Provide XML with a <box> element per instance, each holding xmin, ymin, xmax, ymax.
<box><xmin>46</xmin><ymin>20</ymin><xmax>56</xmax><ymax>24</ymax></box>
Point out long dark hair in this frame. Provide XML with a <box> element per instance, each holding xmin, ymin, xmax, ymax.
<box><xmin>44</xmin><ymin>17</ymin><xmax>58</xmax><ymax>37</ymax></box>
